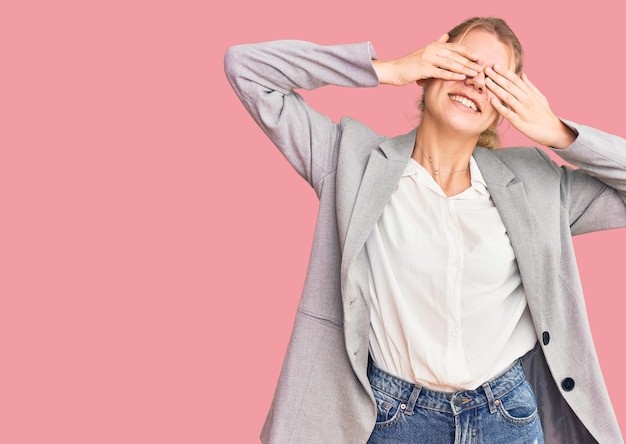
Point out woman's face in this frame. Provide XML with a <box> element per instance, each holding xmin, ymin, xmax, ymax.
<box><xmin>422</xmin><ymin>29</ymin><xmax>514</xmax><ymax>138</ymax></box>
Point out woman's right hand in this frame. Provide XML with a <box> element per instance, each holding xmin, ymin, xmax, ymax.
<box><xmin>372</xmin><ymin>34</ymin><xmax>482</xmax><ymax>86</ymax></box>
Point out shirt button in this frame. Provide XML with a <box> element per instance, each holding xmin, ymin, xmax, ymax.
<box><xmin>452</xmin><ymin>258</ymin><xmax>460</xmax><ymax>267</ymax></box>
<box><xmin>451</xmin><ymin>328</ymin><xmax>460</xmax><ymax>337</ymax></box>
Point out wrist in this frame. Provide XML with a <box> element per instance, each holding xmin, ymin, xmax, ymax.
<box><xmin>548</xmin><ymin>120</ymin><xmax>577</xmax><ymax>150</ymax></box>
<box><xmin>372</xmin><ymin>59</ymin><xmax>392</xmax><ymax>85</ymax></box>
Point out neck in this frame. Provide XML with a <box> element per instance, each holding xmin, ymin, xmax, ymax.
<box><xmin>412</xmin><ymin>120</ymin><xmax>478</xmax><ymax>196</ymax></box>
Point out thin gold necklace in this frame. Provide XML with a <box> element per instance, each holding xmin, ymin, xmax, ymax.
<box><xmin>414</xmin><ymin>144</ymin><xmax>469</xmax><ymax>176</ymax></box>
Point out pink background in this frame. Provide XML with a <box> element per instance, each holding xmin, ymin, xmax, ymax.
<box><xmin>2</xmin><ymin>0</ymin><xmax>625</xmax><ymax>442</ymax></box>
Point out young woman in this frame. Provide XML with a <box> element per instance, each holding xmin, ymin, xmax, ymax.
<box><xmin>225</xmin><ymin>17</ymin><xmax>625</xmax><ymax>443</ymax></box>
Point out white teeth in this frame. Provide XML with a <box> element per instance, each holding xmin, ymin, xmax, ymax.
<box><xmin>449</xmin><ymin>94</ymin><xmax>478</xmax><ymax>112</ymax></box>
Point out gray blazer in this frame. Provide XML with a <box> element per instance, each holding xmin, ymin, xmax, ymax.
<box><xmin>225</xmin><ymin>40</ymin><xmax>626</xmax><ymax>443</ymax></box>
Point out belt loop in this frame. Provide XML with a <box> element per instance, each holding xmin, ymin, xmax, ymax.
<box><xmin>404</xmin><ymin>386</ymin><xmax>421</xmax><ymax>416</ymax></box>
<box><xmin>482</xmin><ymin>382</ymin><xmax>497</xmax><ymax>414</ymax></box>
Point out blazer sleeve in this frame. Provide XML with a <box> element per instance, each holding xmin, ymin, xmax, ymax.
<box><xmin>224</xmin><ymin>40</ymin><xmax>379</xmax><ymax>188</ymax></box>
<box><xmin>552</xmin><ymin>121</ymin><xmax>626</xmax><ymax>235</ymax></box>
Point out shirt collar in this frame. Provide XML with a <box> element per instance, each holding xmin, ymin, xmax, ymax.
<box><xmin>468</xmin><ymin>156</ymin><xmax>488</xmax><ymax>196</ymax></box>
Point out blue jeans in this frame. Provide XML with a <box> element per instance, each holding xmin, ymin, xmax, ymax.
<box><xmin>367</xmin><ymin>359</ymin><xmax>544</xmax><ymax>444</ymax></box>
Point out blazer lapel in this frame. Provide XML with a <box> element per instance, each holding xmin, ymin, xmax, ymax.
<box><xmin>473</xmin><ymin>147</ymin><xmax>542</xmax><ymax>306</ymax></box>
<box><xmin>341</xmin><ymin>129</ymin><xmax>416</xmax><ymax>277</ymax></box>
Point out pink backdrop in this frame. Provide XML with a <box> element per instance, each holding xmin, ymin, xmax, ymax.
<box><xmin>2</xmin><ymin>0</ymin><xmax>625</xmax><ymax>442</ymax></box>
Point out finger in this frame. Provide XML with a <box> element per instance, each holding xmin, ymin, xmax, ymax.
<box><xmin>445</xmin><ymin>42</ymin><xmax>480</xmax><ymax>61</ymax></box>
<box><xmin>486</xmin><ymin>75</ymin><xmax>521</xmax><ymax>112</ymax></box>
<box><xmin>435</xmin><ymin>59</ymin><xmax>479</xmax><ymax>77</ymax></box>
<box><xmin>485</xmin><ymin>68</ymin><xmax>525</xmax><ymax>106</ymax></box>
<box><xmin>434</xmin><ymin>49</ymin><xmax>481</xmax><ymax>76</ymax></box>
<box><xmin>445</xmin><ymin>50</ymin><xmax>482</xmax><ymax>73</ymax></box>
<box><xmin>489</xmin><ymin>64</ymin><xmax>529</xmax><ymax>95</ymax></box>
<box><xmin>434</xmin><ymin>67</ymin><xmax>469</xmax><ymax>81</ymax></box>
<box><xmin>485</xmin><ymin>66</ymin><xmax>518</xmax><ymax>93</ymax></box>
<box><xmin>490</xmin><ymin>96</ymin><xmax>516</xmax><ymax>122</ymax></box>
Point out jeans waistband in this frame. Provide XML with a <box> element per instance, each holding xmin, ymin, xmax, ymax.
<box><xmin>367</xmin><ymin>359</ymin><xmax>526</xmax><ymax>416</ymax></box>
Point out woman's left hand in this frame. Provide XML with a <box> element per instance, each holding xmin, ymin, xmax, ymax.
<box><xmin>485</xmin><ymin>65</ymin><xmax>576</xmax><ymax>149</ymax></box>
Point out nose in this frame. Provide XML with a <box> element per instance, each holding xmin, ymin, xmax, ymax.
<box><xmin>465</xmin><ymin>69</ymin><xmax>486</xmax><ymax>93</ymax></box>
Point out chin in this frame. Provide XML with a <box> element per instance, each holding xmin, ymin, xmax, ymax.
<box><xmin>445</xmin><ymin>118</ymin><xmax>489</xmax><ymax>138</ymax></box>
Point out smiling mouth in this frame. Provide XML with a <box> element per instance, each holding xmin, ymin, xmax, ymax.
<box><xmin>449</xmin><ymin>94</ymin><xmax>480</xmax><ymax>112</ymax></box>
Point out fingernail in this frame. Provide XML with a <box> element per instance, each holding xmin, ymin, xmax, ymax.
<box><xmin>494</xmin><ymin>64</ymin><xmax>502</xmax><ymax>70</ymax></box>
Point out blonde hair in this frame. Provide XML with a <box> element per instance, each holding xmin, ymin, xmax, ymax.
<box><xmin>420</xmin><ymin>17</ymin><xmax>523</xmax><ymax>149</ymax></box>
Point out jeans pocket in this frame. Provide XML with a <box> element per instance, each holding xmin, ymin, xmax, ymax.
<box><xmin>496</xmin><ymin>380</ymin><xmax>539</xmax><ymax>425</ymax></box>
<box><xmin>371</xmin><ymin>386</ymin><xmax>404</xmax><ymax>428</ymax></box>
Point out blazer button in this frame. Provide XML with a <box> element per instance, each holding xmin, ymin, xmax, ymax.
<box><xmin>542</xmin><ymin>331</ymin><xmax>550</xmax><ymax>346</ymax></box>
<box><xmin>561</xmin><ymin>378</ymin><xmax>575</xmax><ymax>391</ymax></box>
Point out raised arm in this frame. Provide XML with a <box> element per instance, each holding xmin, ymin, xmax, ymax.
<box><xmin>484</xmin><ymin>63</ymin><xmax>626</xmax><ymax>234</ymax></box>
<box><xmin>554</xmin><ymin>122</ymin><xmax>626</xmax><ymax>235</ymax></box>
<box><xmin>224</xmin><ymin>40</ymin><xmax>378</xmax><ymax>187</ymax></box>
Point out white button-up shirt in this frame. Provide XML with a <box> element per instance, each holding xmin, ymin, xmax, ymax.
<box><xmin>366</xmin><ymin>156</ymin><xmax>537</xmax><ymax>391</ymax></box>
